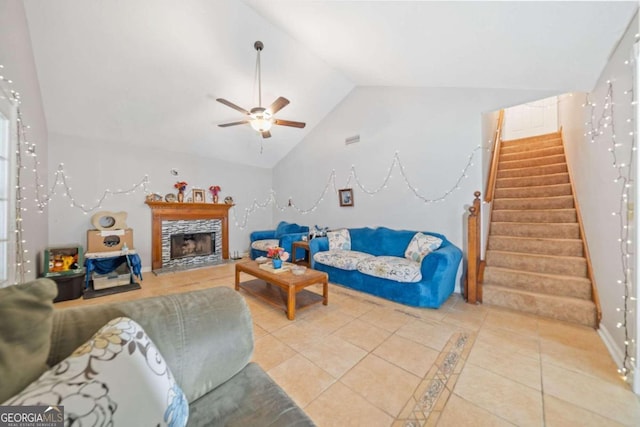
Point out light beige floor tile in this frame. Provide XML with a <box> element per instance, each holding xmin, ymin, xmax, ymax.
<box><xmin>373</xmin><ymin>334</ymin><xmax>439</xmax><ymax>377</ymax></box>
<box><xmin>441</xmin><ymin>308</ymin><xmax>487</xmax><ymax>331</ymax></box>
<box><xmin>267</xmin><ymin>354</ymin><xmax>335</xmax><ymax>408</ymax></box>
<box><xmin>300</xmin><ymin>334</ymin><xmax>367</xmax><ymax>378</ymax></box>
<box><xmin>305</xmin><ymin>310</ymin><xmax>355</xmax><ymax>335</ymax></box>
<box><xmin>542</xmin><ymin>362</ymin><xmax>640</xmax><ymax>426</ymax></box>
<box><xmin>252</xmin><ymin>323</ymin><xmax>268</xmax><ymax>339</ymax></box>
<box><xmin>454</xmin><ymin>364</ymin><xmax>543</xmax><ymax>427</ymax></box>
<box><xmin>540</xmin><ymin>338</ymin><xmax>621</xmax><ymax>385</ymax></box>
<box><xmin>252</xmin><ymin>334</ymin><xmax>297</xmax><ymax>371</ymax></box>
<box><xmin>467</xmin><ymin>340</ymin><xmax>542</xmax><ymax>390</ymax></box>
<box><xmin>304</xmin><ymin>381</ymin><xmax>393</xmax><ymax>427</ymax></box>
<box><xmin>251</xmin><ymin>306</ymin><xmax>294</xmax><ymax>332</ymax></box>
<box><xmin>341</xmin><ymin>354</ymin><xmax>421</xmax><ymax>417</ymax></box>
<box><xmin>543</xmin><ymin>395</ymin><xmax>626</xmax><ymax>427</ymax></box>
<box><xmin>437</xmin><ymin>394</ymin><xmax>515</xmax><ymax>426</ymax></box>
<box><xmin>483</xmin><ymin>309</ymin><xmax>539</xmax><ymax>337</ymax></box>
<box><xmin>395</xmin><ymin>318</ymin><xmax>462</xmax><ymax>351</ymax></box>
<box><xmin>272</xmin><ymin>319</ymin><xmax>331</xmax><ymax>352</ymax></box>
<box><xmin>327</xmin><ymin>294</ymin><xmax>377</xmax><ymax>317</ymax></box>
<box><xmin>537</xmin><ymin>318</ymin><xmax>606</xmax><ymax>352</ymax></box>
<box><xmin>475</xmin><ymin>323</ymin><xmax>540</xmax><ymax>360</ymax></box>
<box><xmin>359</xmin><ymin>306</ymin><xmax>414</xmax><ymax>333</ymax></box>
<box><xmin>331</xmin><ymin>318</ymin><xmax>392</xmax><ymax>352</ymax></box>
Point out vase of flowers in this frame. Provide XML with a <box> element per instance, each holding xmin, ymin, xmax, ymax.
<box><xmin>209</xmin><ymin>185</ymin><xmax>221</xmax><ymax>203</ymax></box>
<box><xmin>175</xmin><ymin>181</ymin><xmax>188</xmax><ymax>203</ymax></box>
<box><xmin>267</xmin><ymin>246</ymin><xmax>289</xmax><ymax>269</ymax></box>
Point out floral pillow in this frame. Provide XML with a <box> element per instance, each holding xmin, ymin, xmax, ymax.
<box><xmin>404</xmin><ymin>233</ymin><xmax>443</xmax><ymax>263</ymax></box>
<box><xmin>327</xmin><ymin>228</ymin><xmax>351</xmax><ymax>250</ymax></box>
<box><xmin>3</xmin><ymin>317</ymin><xmax>188</xmax><ymax>427</ymax></box>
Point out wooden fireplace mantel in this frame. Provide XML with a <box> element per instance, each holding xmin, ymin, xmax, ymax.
<box><xmin>145</xmin><ymin>201</ymin><xmax>233</xmax><ymax>270</ymax></box>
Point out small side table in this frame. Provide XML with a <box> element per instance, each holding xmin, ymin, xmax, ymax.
<box><xmin>292</xmin><ymin>241</ymin><xmax>311</xmax><ymax>267</ymax></box>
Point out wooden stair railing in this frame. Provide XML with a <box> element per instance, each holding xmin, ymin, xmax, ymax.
<box><xmin>484</xmin><ymin>109</ymin><xmax>504</xmax><ymax>203</ymax></box>
<box><xmin>465</xmin><ymin>111</ymin><xmax>504</xmax><ymax>304</ymax></box>
<box><xmin>465</xmin><ymin>191</ymin><xmax>482</xmax><ymax>303</ymax></box>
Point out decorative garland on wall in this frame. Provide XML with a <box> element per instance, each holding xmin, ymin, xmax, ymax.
<box><xmin>584</xmin><ymin>76</ymin><xmax>637</xmax><ymax>383</ymax></box>
<box><xmin>0</xmin><ymin>62</ymin><xmax>483</xmax><ymax>282</ymax></box>
<box><xmin>230</xmin><ymin>148</ymin><xmax>480</xmax><ymax>229</ymax></box>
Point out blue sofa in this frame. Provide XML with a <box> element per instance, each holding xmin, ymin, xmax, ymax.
<box><xmin>309</xmin><ymin>227</ymin><xmax>462</xmax><ymax>308</ymax></box>
<box><xmin>249</xmin><ymin>221</ymin><xmax>309</xmax><ymax>260</ymax></box>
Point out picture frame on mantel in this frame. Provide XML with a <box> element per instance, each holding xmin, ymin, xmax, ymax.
<box><xmin>338</xmin><ymin>188</ymin><xmax>354</xmax><ymax>207</ymax></box>
<box><xmin>192</xmin><ymin>189</ymin><xmax>205</xmax><ymax>203</ymax></box>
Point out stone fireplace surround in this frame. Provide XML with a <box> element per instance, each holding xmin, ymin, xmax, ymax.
<box><xmin>145</xmin><ymin>201</ymin><xmax>232</xmax><ymax>271</ymax></box>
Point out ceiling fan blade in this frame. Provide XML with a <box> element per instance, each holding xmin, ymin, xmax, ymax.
<box><xmin>262</xmin><ymin>130</ymin><xmax>272</xmax><ymax>139</ymax></box>
<box><xmin>274</xmin><ymin>119</ymin><xmax>306</xmax><ymax>129</ymax></box>
<box><xmin>266</xmin><ymin>97</ymin><xmax>290</xmax><ymax>115</ymax></box>
<box><xmin>216</xmin><ymin>98</ymin><xmax>250</xmax><ymax>115</ymax></box>
<box><xmin>218</xmin><ymin>120</ymin><xmax>249</xmax><ymax>127</ymax></box>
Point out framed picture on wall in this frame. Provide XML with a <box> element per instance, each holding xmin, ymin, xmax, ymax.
<box><xmin>192</xmin><ymin>189</ymin><xmax>205</xmax><ymax>203</ymax></box>
<box><xmin>339</xmin><ymin>188</ymin><xmax>354</xmax><ymax>207</ymax></box>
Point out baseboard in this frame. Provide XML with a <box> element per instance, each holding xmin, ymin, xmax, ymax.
<box><xmin>598</xmin><ymin>324</ymin><xmax>632</xmax><ymax>383</ymax></box>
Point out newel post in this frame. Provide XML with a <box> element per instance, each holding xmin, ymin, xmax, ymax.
<box><xmin>466</xmin><ymin>191</ymin><xmax>481</xmax><ymax>304</ymax></box>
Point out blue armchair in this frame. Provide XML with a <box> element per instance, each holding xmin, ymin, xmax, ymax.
<box><xmin>249</xmin><ymin>221</ymin><xmax>309</xmax><ymax>260</ymax></box>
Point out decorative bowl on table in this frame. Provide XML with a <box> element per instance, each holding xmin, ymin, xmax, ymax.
<box><xmin>291</xmin><ymin>265</ymin><xmax>307</xmax><ymax>276</ymax></box>
<box><xmin>255</xmin><ymin>256</ymin><xmax>268</xmax><ymax>264</ymax></box>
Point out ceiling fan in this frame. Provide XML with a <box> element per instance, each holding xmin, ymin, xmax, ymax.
<box><xmin>217</xmin><ymin>41</ymin><xmax>306</xmax><ymax>139</ymax></box>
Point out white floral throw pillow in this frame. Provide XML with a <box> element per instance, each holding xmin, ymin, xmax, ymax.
<box><xmin>404</xmin><ymin>233</ymin><xmax>443</xmax><ymax>263</ymax></box>
<box><xmin>3</xmin><ymin>317</ymin><xmax>188</xmax><ymax>427</ymax></box>
<box><xmin>327</xmin><ymin>229</ymin><xmax>351</xmax><ymax>250</ymax></box>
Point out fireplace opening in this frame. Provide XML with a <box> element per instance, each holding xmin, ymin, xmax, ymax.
<box><xmin>170</xmin><ymin>232</ymin><xmax>215</xmax><ymax>259</ymax></box>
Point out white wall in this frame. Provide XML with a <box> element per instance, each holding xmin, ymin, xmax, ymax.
<box><xmin>47</xmin><ymin>132</ymin><xmax>273</xmax><ymax>269</ymax></box>
<box><xmin>0</xmin><ymin>1</ymin><xmax>48</xmax><ymax>281</ymax></box>
<box><xmin>272</xmin><ymin>86</ymin><xmax>557</xmax><ymax>290</ymax></box>
<box><xmin>559</xmin><ymin>13</ymin><xmax>638</xmax><ymax>383</ymax></box>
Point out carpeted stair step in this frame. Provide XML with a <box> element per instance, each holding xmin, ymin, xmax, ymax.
<box><xmin>491</xmin><ymin>208</ymin><xmax>577</xmax><ymax>223</ymax></box>
<box><xmin>490</xmin><ymin>222</ymin><xmax>580</xmax><ymax>239</ymax></box>
<box><xmin>487</xmin><ymin>235</ymin><xmax>583</xmax><ymax>257</ymax></box>
<box><xmin>494</xmin><ymin>183</ymin><xmax>572</xmax><ymax>199</ymax></box>
<box><xmin>497</xmin><ymin>163</ymin><xmax>568</xmax><ymax>179</ymax></box>
<box><xmin>499</xmin><ymin>154</ymin><xmax>566</xmax><ymax>170</ymax></box>
<box><xmin>482</xmin><ymin>285</ymin><xmax>597</xmax><ymax>327</ymax></box>
<box><xmin>501</xmin><ymin>138</ymin><xmax>562</xmax><ymax>155</ymax></box>
<box><xmin>495</xmin><ymin>173</ymin><xmax>569</xmax><ymax>189</ymax></box>
<box><xmin>501</xmin><ymin>133</ymin><xmax>561</xmax><ymax>146</ymax></box>
<box><xmin>486</xmin><ymin>250</ymin><xmax>587</xmax><ymax>277</ymax></box>
<box><xmin>500</xmin><ymin>145</ymin><xmax>564</xmax><ymax>162</ymax></box>
<box><xmin>483</xmin><ymin>266</ymin><xmax>592</xmax><ymax>299</ymax></box>
<box><xmin>493</xmin><ymin>195</ymin><xmax>574</xmax><ymax>210</ymax></box>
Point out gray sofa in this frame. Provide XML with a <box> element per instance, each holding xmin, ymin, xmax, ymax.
<box><xmin>0</xmin><ymin>279</ymin><xmax>315</xmax><ymax>426</ymax></box>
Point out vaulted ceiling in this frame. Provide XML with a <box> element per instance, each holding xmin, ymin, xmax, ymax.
<box><xmin>24</xmin><ymin>1</ymin><xmax>637</xmax><ymax>168</ymax></box>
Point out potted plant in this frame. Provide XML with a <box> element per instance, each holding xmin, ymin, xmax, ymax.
<box><xmin>266</xmin><ymin>246</ymin><xmax>289</xmax><ymax>269</ymax></box>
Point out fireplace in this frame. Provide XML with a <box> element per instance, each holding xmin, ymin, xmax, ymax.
<box><xmin>161</xmin><ymin>219</ymin><xmax>222</xmax><ymax>269</ymax></box>
<box><xmin>145</xmin><ymin>201</ymin><xmax>232</xmax><ymax>271</ymax></box>
<box><xmin>170</xmin><ymin>232</ymin><xmax>215</xmax><ymax>259</ymax></box>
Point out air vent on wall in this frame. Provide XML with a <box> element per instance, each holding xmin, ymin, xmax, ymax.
<box><xmin>345</xmin><ymin>135</ymin><xmax>360</xmax><ymax>145</ymax></box>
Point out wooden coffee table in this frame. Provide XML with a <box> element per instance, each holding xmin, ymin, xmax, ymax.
<box><xmin>235</xmin><ymin>260</ymin><xmax>328</xmax><ymax>320</ymax></box>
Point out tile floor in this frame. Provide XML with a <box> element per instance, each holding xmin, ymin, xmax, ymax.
<box><xmin>55</xmin><ymin>262</ymin><xmax>640</xmax><ymax>426</ymax></box>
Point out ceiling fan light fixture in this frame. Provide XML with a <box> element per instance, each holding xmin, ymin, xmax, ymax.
<box><xmin>216</xmin><ymin>41</ymin><xmax>306</xmax><ymax>139</ymax></box>
<box><xmin>249</xmin><ymin>107</ymin><xmax>273</xmax><ymax>132</ymax></box>
<box><xmin>250</xmin><ymin>116</ymin><xmax>273</xmax><ymax>132</ymax></box>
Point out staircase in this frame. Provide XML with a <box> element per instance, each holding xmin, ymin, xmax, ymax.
<box><xmin>482</xmin><ymin>131</ymin><xmax>599</xmax><ymax>328</ymax></box>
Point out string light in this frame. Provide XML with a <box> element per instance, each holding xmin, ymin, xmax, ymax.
<box><xmin>585</xmin><ymin>73</ymin><xmax>636</xmax><ymax>383</ymax></box>
<box><xmin>231</xmin><ymin>147</ymin><xmax>482</xmax><ymax>229</ymax></box>
<box><xmin>1</xmin><ymin>65</ymin><xmax>151</xmax><ymax>283</ymax></box>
